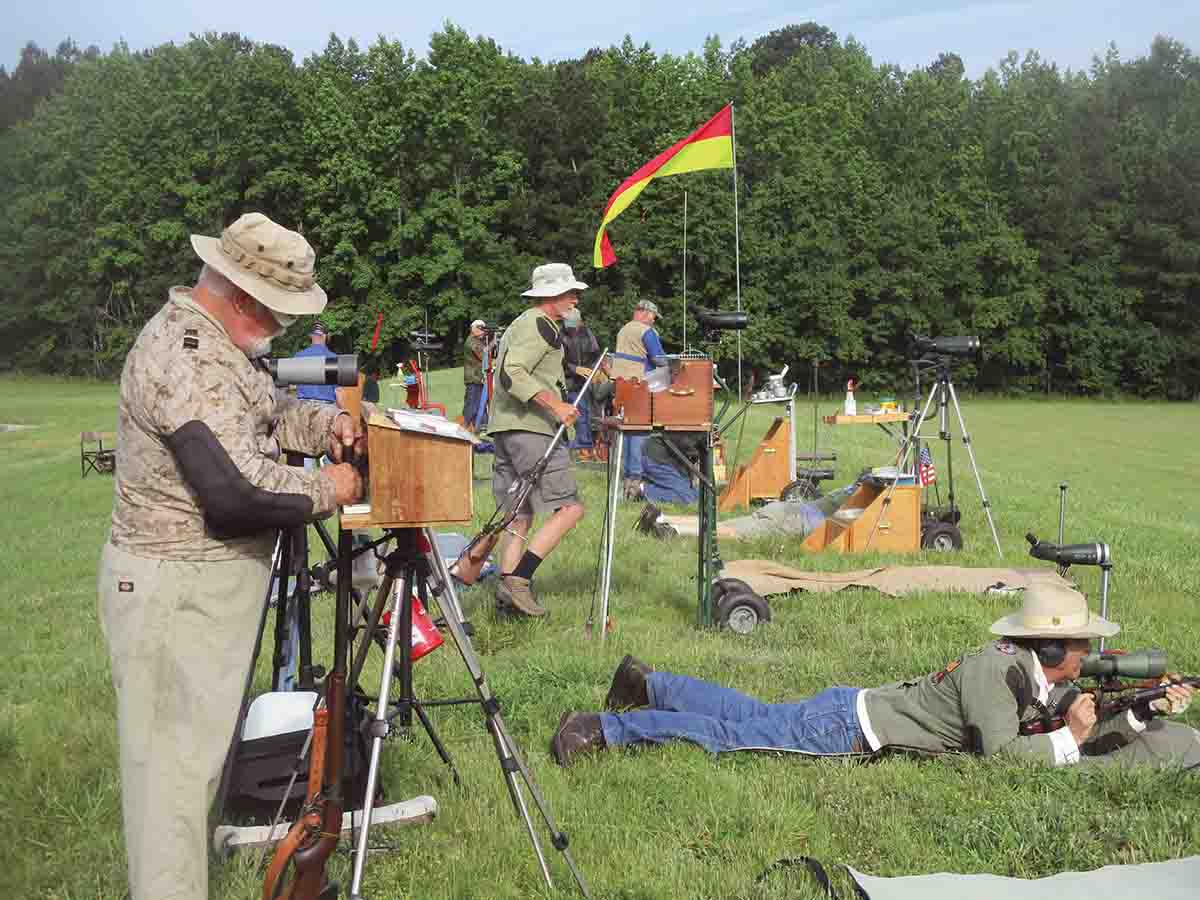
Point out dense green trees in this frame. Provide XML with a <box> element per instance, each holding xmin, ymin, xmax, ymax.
<box><xmin>1</xmin><ymin>27</ymin><xmax>1197</xmax><ymax>397</ymax></box>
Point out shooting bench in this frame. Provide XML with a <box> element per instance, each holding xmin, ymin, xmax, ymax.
<box><xmin>80</xmin><ymin>431</ymin><xmax>116</xmax><ymax>477</ymax></box>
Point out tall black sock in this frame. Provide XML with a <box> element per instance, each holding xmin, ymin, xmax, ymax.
<box><xmin>510</xmin><ymin>550</ymin><xmax>544</xmax><ymax>581</ymax></box>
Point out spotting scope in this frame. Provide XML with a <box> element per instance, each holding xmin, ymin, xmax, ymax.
<box><xmin>1025</xmin><ymin>533</ymin><xmax>1111</xmax><ymax>567</ymax></box>
<box><xmin>912</xmin><ymin>334</ymin><xmax>980</xmax><ymax>357</ymax></box>
<box><xmin>693</xmin><ymin>306</ymin><xmax>749</xmax><ymax>332</ymax></box>
<box><xmin>264</xmin><ymin>354</ymin><xmax>359</xmax><ymax>387</ymax></box>
<box><xmin>1080</xmin><ymin>649</ymin><xmax>1168</xmax><ymax>679</ymax></box>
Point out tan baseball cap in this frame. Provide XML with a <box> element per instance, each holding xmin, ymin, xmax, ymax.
<box><xmin>990</xmin><ymin>581</ymin><xmax>1119</xmax><ymax>639</ymax></box>
<box><xmin>190</xmin><ymin>212</ymin><xmax>327</xmax><ymax>316</ymax></box>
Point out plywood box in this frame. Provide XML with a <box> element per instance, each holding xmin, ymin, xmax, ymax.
<box><xmin>359</xmin><ymin>415</ymin><xmax>474</xmax><ymax>527</ymax></box>
<box><xmin>652</xmin><ymin>359</ymin><xmax>714</xmax><ymax>431</ymax></box>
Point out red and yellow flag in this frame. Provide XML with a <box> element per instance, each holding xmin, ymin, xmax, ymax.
<box><xmin>593</xmin><ymin>104</ymin><xmax>734</xmax><ymax>268</ymax></box>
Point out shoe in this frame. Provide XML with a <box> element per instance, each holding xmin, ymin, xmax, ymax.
<box><xmin>622</xmin><ymin>479</ymin><xmax>645</xmax><ymax>501</ymax></box>
<box><xmin>604</xmin><ymin>655</ymin><xmax>653</xmax><ymax>711</ymax></box>
<box><xmin>550</xmin><ymin>711</ymin><xmax>607</xmax><ymax>767</ymax></box>
<box><xmin>495</xmin><ymin>575</ymin><xmax>547</xmax><ymax>618</ymax></box>
<box><xmin>635</xmin><ymin>502</ymin><xmax>662</xmax><ymax>536</ymax></box>
<box><xmin>576</xmin><ymin>448</ymin><xmax>594</xmax><ymax>462</ymax></box>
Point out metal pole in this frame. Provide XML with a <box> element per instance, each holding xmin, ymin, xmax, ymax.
<box><xmin>945</xmin><ymin>383</ymin><xmax>1003</xmax><ymax>556</ymax></box>
<box><xmin>682</xmin><ymin>190</ymin><xmax>688</xmax><ymax>352</ymax></box>
<box><xmin>595</xmin><ymin>430</ymin><xmax>624</xmax><ymax>642</ymax></box>
<box><xmin>730</xmin><ymin>102</ymin><xmax>743</xmax><ymax>401</ymax></box>
<box><xmin>1098</xmin><ymin>564</ymin><xmax>1112</xmax><ymax>652</ymax></box>
<box><xmin>1057</xmin><ymin>482</ymin><xmax>1068</xmax><ymax>544</ymax></box>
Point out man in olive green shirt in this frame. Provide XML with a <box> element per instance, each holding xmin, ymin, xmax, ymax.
<box><xmin>463</xmin><ymin>318</ymin><xmax>489</xmax><ymax>431</ymax></box>
<box><xmin>551</xmin><ymin>581</ymin><xmax>1198</xmax><ymax>768</ymax></box>
<box><xmin>487</xmin><ymin>263</ymin><xmax>588</xmax><ymax>617</ymax></box>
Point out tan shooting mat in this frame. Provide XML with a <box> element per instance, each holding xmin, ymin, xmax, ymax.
<box><xmin>721</xmin><ymin>560</ymin><xmax>1082</xmax><ymax>600</ymax></box>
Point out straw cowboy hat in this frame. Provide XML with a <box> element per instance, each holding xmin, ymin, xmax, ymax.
<box><xmin>990</xmin><ymin>581</ymin><xmax>1119</xmax><ymax>639</ymax></box>
<box><xmin>521</xmin><ymin>263</ymin><xmax>589</xmax><ymax>298</ymax></box>
<box><xmin>191</xmin><ymin>212</ymin><xmax>327</xmax><ymax>316</ymax></box>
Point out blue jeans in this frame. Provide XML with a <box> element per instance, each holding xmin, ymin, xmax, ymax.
<box><xmin>464</xmin><ymin>383</ymin><xmax>488</xmax><ymax>428</ymax></box>
<box><xmin>623</xmin><ymin>434</ymin><xmax>647</xmax><ymax>479</ymax></box>
<box><xmin>567</xmin><ymin>389</ymin><xmax>592</xmax><ymax>448</ymax></box>
<box><xmin>642</xmin><ymin>456</ymin><xmax>698</xmax><ymax>505</ymax></box>
<box><xmin>600</xmin><ymin>672</ymin><xmax>866</xmax><ymax>756</ymax></box>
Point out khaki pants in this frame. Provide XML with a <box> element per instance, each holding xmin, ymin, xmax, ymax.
<box><xmin>98</xmin><ymin>542</ymin><xmax>271</xmax><ymax>900</ymax></box>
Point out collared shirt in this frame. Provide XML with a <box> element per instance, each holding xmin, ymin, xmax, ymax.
<box><xmin>109</xmin><ymin>287</ymin><xmax>341</xmax><ymax>561</ymax></box>
<box><xmin>487</xmin><ymin>307</ymin><xmax>564</xmax><ymax>437</ymax></box>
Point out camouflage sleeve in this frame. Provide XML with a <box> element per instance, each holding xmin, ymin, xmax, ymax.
<box><xmin>958</xmin><ymin>653</ymin><xmax>1059</xmax><ymax>764</ymax></box>
<box><xmin>272</xmin><ymin>396</ymin><xmax>346</xmax><ymax>458</ymax></box>
<box><xmin>146</xmin><ymin>350</ymin><xmax>337</xmax><ymax>516</ymax></box>
<box><xmin>502</xmin><ymin>316</ymin><xmax>557</xmax><ymax>403</ymax></box>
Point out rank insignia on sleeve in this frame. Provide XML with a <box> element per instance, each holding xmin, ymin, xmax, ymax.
<box><xmin>183</xmin><ymin>328</ymin><xmax>199</xmax><ymax>350</ymax></box>
<box><xmin>118</xmin><ymin>580</ymin><xmax>134</xmax><ymax>593</ymax></box>
<box><xmin>995</xmin><ymin>639</ymin><xmax>1016</xmax><ymax>655</ymax></box>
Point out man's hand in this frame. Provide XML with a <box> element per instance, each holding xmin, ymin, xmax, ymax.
<box><xmin>1065</xmin><ymin>693</ymin><xmax>1097</xmax><ymax>744</ymax></box>
<box><xmin>533</xmin><ymin>390</ymin><xmax>578</xmax><ymax>426</ymax></box>
<box><xmin>323</xmin><ymin>463</ymin><xmax>363</xmax><ymax>506</ymax></box>
<box><xmin>327</xmin><ymin>412</ymin><xmax>365</xmax><ymax>463</ymax></box>
<box><xmin>1150</xmin><ymin>678</ymin><xmax>1194</xmax><ymax>717</ymax></box>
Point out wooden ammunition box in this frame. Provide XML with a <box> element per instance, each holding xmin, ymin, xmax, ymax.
<box><xmin>613</xmin><ymin>377</ymin><xmax>652</xmax><ymax>426</ymax></box>
<box><xmin>652</xmin><ymin>359</ymin><xmax>714</xmax><ymax>431</ymax></box>
<box><xmin>360</xmin><ymin>416</ymin><xmax>474</xmax><ymax>527</ymax></box>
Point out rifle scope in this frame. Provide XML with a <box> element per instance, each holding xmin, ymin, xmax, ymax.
<box><xmin>1080</xmin><ymin>649</ymin><xmax>1168</xmax><ymax>679</ymax></box>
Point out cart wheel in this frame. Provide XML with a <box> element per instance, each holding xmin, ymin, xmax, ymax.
<box><xmin>921</xmin><ymin>521</ymin><xmax>963</xmax><ymax>552</ymax></box>
<box><xmin>711</xmin><ymin>578</ymin><xmax>757</xmax><ymax>608</ymax></box>
<box><xmin>716</xmin><ymin>590</ymin><xmax>771</xmax><ymax>634</ymax></box>
<box><xmin>780</xmin><ymin>478</ymin><xmax>820</xmax><ymax>502</ymax></box>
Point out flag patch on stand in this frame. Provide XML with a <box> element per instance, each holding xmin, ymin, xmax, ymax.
<box><xmin>918</xmin><ymin>446</ymin><xmax>937</xmax><ymax>486</ymax></box>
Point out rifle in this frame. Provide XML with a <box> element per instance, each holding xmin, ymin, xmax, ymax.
<box><xmin>452</xmin><ymin>349</ymin><xmax>608</xmax><ymax>585</ymax></box>
<box><xmin>262</xmin><ymin>528</ymin><xmax>352</xmax><ymax>900</ymax></box>
<box><xmin>1018</xmin><ymin>648</ymin><xmax>1197</xmax><ymax>736</ymax></box>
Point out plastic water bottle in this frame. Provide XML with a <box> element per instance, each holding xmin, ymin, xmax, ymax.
<box><xmin>844</xmin><ymin>379</ymin><xmax>857</xmax><ymax>416</ymax></box>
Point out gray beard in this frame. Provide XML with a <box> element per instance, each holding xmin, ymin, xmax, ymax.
<box><xmin>245</xmin><ymin>337</ymin><xmax>273</xmax><ymax>359</ymax></box>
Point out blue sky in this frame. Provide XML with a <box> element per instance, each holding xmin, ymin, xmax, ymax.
<box><xmin>4</xmin><ymin>1</ymin><xmax>1196</xmax><ymax>77</ymax></box>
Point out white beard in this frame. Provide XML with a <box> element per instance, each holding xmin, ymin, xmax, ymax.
<box><xmin>245</xmin><ymin>337</ymin><xmax>273</xmax><ymax>359</ymax></box>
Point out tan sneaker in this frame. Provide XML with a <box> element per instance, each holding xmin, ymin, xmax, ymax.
<box><xmin>495</xmin><ymin>575</ymin><xmax>547</xmax><ymax>618</ymax></box>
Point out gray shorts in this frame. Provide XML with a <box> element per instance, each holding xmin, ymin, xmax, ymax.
<box><xmin>492</xmin><ymin>430</ymin><xmax>579</xmax><ymax>516</ymax></box>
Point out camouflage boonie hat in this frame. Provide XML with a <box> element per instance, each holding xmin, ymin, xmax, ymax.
<box><xmin>190</xmin><ymin>212</ymin><xmax>327</xmax><ymax>316</ymax></box>
<box><xmin>636</xmin><ymin>299</ymin><xmax>660</xmax><ymax>316</ymax></box>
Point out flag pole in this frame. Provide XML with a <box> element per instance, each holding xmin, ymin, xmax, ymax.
<box><xmin>731</xmin><ymin>101</ymin><xmax>743</xmax><ymax>400</ymax></box>
<box><xmin>682</xmin><ymin>190</ymin><xmax>688</xmax><ymax>352</ymax></box>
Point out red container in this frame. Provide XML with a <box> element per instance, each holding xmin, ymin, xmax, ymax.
<box><xmin>382</xmin><ymin>593</ymin><xmax>444</xmax><ymax>661</ymax></box>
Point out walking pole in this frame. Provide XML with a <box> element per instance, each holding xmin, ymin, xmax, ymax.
<box><xmin>682</xmin><ymin>190</ymin><xmax>688</xmax><ymax>352</ymax></box>
<box><xmin>731</xmin><ymin>101</ymin><xmax>744</xmax><ymax>400</ymax></box>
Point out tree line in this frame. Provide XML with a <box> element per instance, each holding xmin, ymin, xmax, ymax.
<box><xmin>1</xmin><ymin>25</ymin><xmax>1197</xmax><ymax>397</ymax></box>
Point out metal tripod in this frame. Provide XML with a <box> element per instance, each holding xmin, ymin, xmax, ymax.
<box><xmin>864</xmin><ymin>356</ymin><xmax>1003</xmax><ymax>555</ymax></box>
<box><xmin>347</xmin><ymin>527</ymin><xmax>591</xmax><ymax>898</ymax></box>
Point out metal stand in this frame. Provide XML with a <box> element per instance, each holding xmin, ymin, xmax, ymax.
<box><xmin>589</xmin><ymin>428</ymin><xmax>625</xmax><ymax>642</ymax></box>
<box><xmin>347</xmin><ymin>528</ymin><xmax>591</xmax><ymax>898</ymax></box>
<box><xmin>696</xmin><ymin>434</ymin><xmax>721</xmax><ymax>627</ymax></box>
<box><xmin>864</xmin><ymin>357</ymin><xmax>1003</xmax><ymax>555</ymax></box>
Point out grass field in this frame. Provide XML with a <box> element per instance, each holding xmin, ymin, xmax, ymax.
<box><xmin>1</xmin><ymin>370</ymin><xmax>1199</xmax><ymax>899</ymax></box>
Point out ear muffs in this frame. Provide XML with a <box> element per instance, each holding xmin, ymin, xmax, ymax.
<box><xmin>1036</xmin><ymin>640</ymin><xmax>1067</xmax><ymax>668</ymax></box>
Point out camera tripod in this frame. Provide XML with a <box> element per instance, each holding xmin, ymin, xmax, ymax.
<box><xmin>863</xmin><ymin>355</ymin><xmax>1002</xmax><ymax>555</ymax></box>
<box><xmin>347</xmin><ymin>526</ymin><xmax>591</xmax><ymax>899</ymax></box>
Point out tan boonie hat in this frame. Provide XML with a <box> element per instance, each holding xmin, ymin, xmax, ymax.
<box><xmin>635</xmin><ymin>299</ymin><xmax>660</xmax><ymax>316</ymax></box>
<box><xmin>522</xmin><ymin>263</ymin><xmax>588</xmax><ymax>299</ymax></box>
<box><xmin>191</xmin><ymin>212</ymin><xmax>327</xmax><ymax>316</ymax></box>
<box><xmin>990</xmin><ymin>581</ymin><xmax>1119</xmax><ymax>639</ymax></box>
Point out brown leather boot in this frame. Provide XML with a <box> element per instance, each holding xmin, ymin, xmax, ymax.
<box><xmin>604</xmin><ymin>655</ymin><xmax>653</xmax><ymax>710</ymax></box>
<box><xmin>495</xmin><ymin>575</ymin><xmax>547</xmax><ymax>618</ymax></box>
<box><xmin>550</xmin><ymin>712</ymin><xmax>607</xmax><ymax>766</ymax></box>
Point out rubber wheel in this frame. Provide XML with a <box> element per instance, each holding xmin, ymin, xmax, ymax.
<box><xmin>711</xmin><ymin>578</ymin><xmax>757</xmax><ymax>608</ymax></box>
<box><xmin>780</xmin><ymin>478</ymin><xmax>820</xmax><ymax>502</ymax></box>
<box><xmin>921</xmin><ymin>521</ymin><xmax>963</xmax><ymax>552</ymax></box>
<box><xmin>715</xmin><ymin>590</ymin><xmax>771</xmax><ymax>635</ymax></box>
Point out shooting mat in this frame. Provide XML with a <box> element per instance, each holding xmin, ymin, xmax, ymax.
<box><xmin>720</xmin><ymin>561</ymin><xmax>1082</xmax><ymax>600</ymax></box>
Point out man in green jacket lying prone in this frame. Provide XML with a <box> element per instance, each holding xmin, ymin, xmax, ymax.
<box><xmin>551</xmin><ymin>582</ymin><xmax>1199</xmax><ymax>768</ymax></box>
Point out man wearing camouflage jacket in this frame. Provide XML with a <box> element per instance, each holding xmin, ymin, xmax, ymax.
<box><xmin>551</xmin><ymin>581</ymin><xmax>1198</xmax><ymax>769</ymax></box>
<box><xmin>97</xmin><ymin>213</ymin><xmax>364</xmax><ymax>900</ymax></box>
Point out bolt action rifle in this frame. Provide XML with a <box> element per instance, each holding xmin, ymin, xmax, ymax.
<box><xmin>451</xmin><ymin>349</ymin><xmax>608</xmax><ymax>585</ymax></box>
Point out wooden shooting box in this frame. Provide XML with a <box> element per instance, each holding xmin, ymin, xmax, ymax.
<box><xmin>612</xmin><ymin>359</ymin><xmax>714</xmax><ymax>431</ymax></box>
<box><xmin>354</xmin><ymin>414</ymin><xmax>474</xmax><ymax>527</ymax></box>
<box><xmin>719</xmin><ymin>417</ymin><xmax>791</xmax><ymax>511</ymax></box>
<box><xmin>801</xmin><ymin>481</ymin><xmax>920</xmax><ymax>554</ymax></box>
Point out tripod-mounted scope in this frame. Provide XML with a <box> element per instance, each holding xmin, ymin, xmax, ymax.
<box><xmin>264</xmin><ymin>354</ymin><xmax>359</xmax><ymax>387</ymax></box>
<box><xmin>911</xmin><ymin>334</ymin><xmax>981</xmax><ymax>358</ymax></box>
<box><xmin>1025</xmin><ymin>532</ymin><xmax>1111</xmax><ymax>568</ymax></box>
<box><xmin>692</xmin><ymin>305</ymin><xmax>749</xmax><ymax>341</ymax></box>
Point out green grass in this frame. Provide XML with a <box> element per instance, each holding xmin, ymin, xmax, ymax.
<box><xmin>1</xmin><ymin>371</ymin><xmax>1199</xmax><ymax>899</ymax></box>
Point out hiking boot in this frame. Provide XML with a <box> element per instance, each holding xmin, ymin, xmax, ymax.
<box><xmin>576</xmin><ymin>447</ymin><xmax>594</xmax><ymax>462</ymax></box>
<box><xmin>550</xmin><ymin>711</ymin><xmax>607</xmax><ymax>767</ymax></box>
<box><xmin>635</xmin><ymin>502</ymin><xmax>662</xmax><ymax>536</ymax></box>
<box><xmin>604</xmin><ymin>655</ymin><xmax>653</xmax><ymax>711</ymax></box>
<box><xmin>495</xmin><ymin>575</ymin><xmax>547</xmax><ymax>618</ymax></box>
<box><xmin>622</xmin><ymin>478</ymin><xmax>645</xmax><ymax>501</ymax></box>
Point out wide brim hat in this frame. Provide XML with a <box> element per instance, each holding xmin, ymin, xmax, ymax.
<box><xmin>522</xmin><ymin>262</ymin><xmax>588</xmax><ymax>298</ymax></box>
<box><xmin>191</xmin><ymin>212</ymin><xmax>327</xmax><ymax>316</ymax></box>
<box><xmin>990</xmin><ymin>581</ymin><xmax>1119</xmax><ymax>639</ymax></box>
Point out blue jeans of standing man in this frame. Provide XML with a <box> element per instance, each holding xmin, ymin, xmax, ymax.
<box><xmin>567</xmin><ymin>389</ymin><xmax>592</xmax><ymax>448</ymax></box>
<box><xmin>642</xmin><ymin>457</ymin><xmax>698</xmax><ymax>505</ymax></box>
<box><xmin>464</xmin><ymin>383</ymin><xmax>487</xmax><ymax>429</ymax></box>
<box><xmin>623</xmin><ymin>434</ymin><xmax>647</xmax><ymax>479</ymax></box>
<box><xmin>600</xmin><ymin>672</ymin><xmax>866</xmax><ymax>756</ymax></box>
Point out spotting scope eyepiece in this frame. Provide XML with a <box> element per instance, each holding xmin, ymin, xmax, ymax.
<box><xmin>693</xmin><ymin>306</ymin><xmax>749</xmax><ymax>332</ymax></box>
<box><xmin>912</xmin><ymin>334</ymin><xmax>981</xmax><ymax>357</ymax></box>
<box><xmin>1080</xmin><ymin>649</ymin><xmax>1168</xmax><ymax>679</ymax></box>
<box><xmin>265</xmin><ymin>354</ymin><xmax>359</xmax><ymax>387</ymax></box>
<box><xmin>1025</xmin><ymin>532</ymin><xmax>1111</xmax><ymax>567</ymax></box>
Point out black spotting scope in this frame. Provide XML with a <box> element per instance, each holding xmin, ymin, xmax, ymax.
<box><xmin>1025</xmin><ymin>532</ymin><xmax>1111</xmax><ymax>567</ymax></box>
<box><xmin>1080</xmin><ymin>649</ymin><xmax>1168</xmax><ymax>679</ymax></box>
<box><xmin>912</xmin><ymin>335</ymin><xmax>980</xmax><ymax>357</ymax></box>
<box><xmin>264</xmin><ymin>354</ymin><xmax>359</xmax><ymax>387</ymax></box>
<box><xmin>693</xmin><ymin>306</ymin><xmax>749</xmax><ymax>332</ymax></box>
